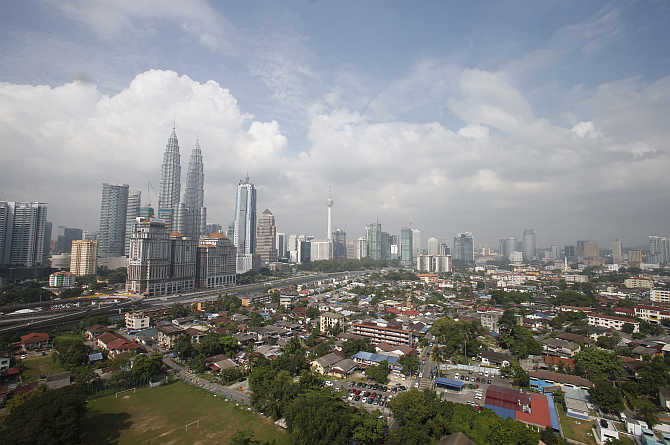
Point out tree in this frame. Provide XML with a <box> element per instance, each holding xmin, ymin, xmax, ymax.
<box><xmin>1</xmin><ymin>385</ymin><xmax>87</xmax><ymax>445</ymax></box>
<box><xmin>365</xmin><ymin>361</ymin><xmax>390</xmax><ymax>384</ymax></box>
<box><xmin>53</xmin><ymin>334</ymin><xmax>89</xmax><ymax>370</ymax></box>
<box><xmin>131</xmin><ymin>353</ymin><xmax>162</xmax><ymax>380</ymax></box>
<box><xmin>589</xmin><ymin>381</ymin><xmax>624</xmax><ymax>414</ymax></box>
<box><xmin>501</xmin><ymin>362</ymin><xmax>529</xmax><ymax>388</ymax></box>
<box><xmin>574</xmin><ymin>347</ymin><xmax>624</xmax><ymax>381</ymax></box>
<box><xmin>174</xmin><ymin>335</ymin><xmax>195</xmax><ymax>359</ymax></box>
<box><xmin>398</xmin><ymin>354</ymin><xmax>420</xmax><ymax>377</ymax></box>
<box><xmin>306</xmin><ymin>306</ymin><xmax>320</xmax><ymax>320</ymax></box>
<box><xmin>230</xmin><ymin>430</ymin><xmax>261</xmax><ymax>445</ymax></box>
<box><xmin>341</xmin><ymin>338</ymin><xmax>374</xmax><ymax>356</ymax></box>
<box><xmin>168</xmin><ymin>303</ymin><xmax>190</xmax><ymax>319</ymax></box>
<box><xmin>596</xmin><ymin>334</ymin><xmax>620</xmax><ymax>350</ymax></box>
<box><xmin>622</xmin><ymin>323</ymin><xmax>635</xmax><ymax>334</ymax></box>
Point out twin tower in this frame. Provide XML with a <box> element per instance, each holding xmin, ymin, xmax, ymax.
<box><xmin>157</xmin><ymin>126</ymin><xmax>206</xmax><ymax>240</ymax></box>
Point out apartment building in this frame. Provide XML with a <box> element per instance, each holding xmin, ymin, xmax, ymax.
<box><xmin>633</xmin><ymin>305</ymin><xmax>670</xmax><ymax>324</ymax></box>
<box><xmin>125</xmin><ymin>312</ymin><xmax>150</xmax><ymax>330</ymax></box>
<box><xmin>320</xmin><ymin>312</ymin><xmax>344</xmax><ymax>333</ymax></box>
<box><xmin>624</xmin><ymin>278</ymin><xmax>653</xmax><ymax>289</ymax></box>
<box><xmin>651</xmin><ymin>289</ymin><xmax>670</xmax><ymax>304</ymax></box>
<box><xmin>351</xmin><ymin>320</ymin><xmax>413</xmax><ymax>346</ymax></box>
<box><xmin>587</xmin><ymin>313</ymin><xmax>639</xmax><ymax>333</ymax></box>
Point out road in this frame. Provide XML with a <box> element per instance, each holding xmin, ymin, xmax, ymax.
<box><xmin>162</xmin><ymin>355</ymin><xmax>251</xmax><ymax>405</ymax></box>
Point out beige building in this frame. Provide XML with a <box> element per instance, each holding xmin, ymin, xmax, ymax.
<box><xmin>628</xmin><ymin>250</ymin><xmax>643</xmax><ymax>265</ymax></box>
<box><xmin>624</xmin><ymin>278</ymin><xmax>653</xmax><ymax>289</ymax></box>
<box><xmin>320</xmin><ymin>312</ymin><xmax>344</xmax><ymax>333</ymax></box>
<box><xmin>125</xmin><ymin>311</ymin><xmax>150</xmax><ymax>330</ymax></box>
<box><xmin>651</xmin><ymin>289</ymin><xmax>670</xmax><ymax>304</ymax></box>
<box><xmin>255</xmin><ymin>209</ymin><xmax>278</xmax><ymax>265</ymax></box>
<box><xmin>70</xmin><ymin>239</ymin><xmax>98</xmax><ymax>276</ymax></box>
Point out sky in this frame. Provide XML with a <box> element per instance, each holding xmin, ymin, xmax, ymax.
<box><xmin>1</xmin><ymin>0</ymin><xmax>669</xmax><ymax>249</ymax></box>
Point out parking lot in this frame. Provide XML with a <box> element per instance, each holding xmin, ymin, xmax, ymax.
<box><xmin>434</xmin><ymin>369</ymin><xmax>511</xmax><ymax>408</ymax></box>
<box><xmin>328</xmin><ymin>379</ymin><xmax>405</xmax><ymax>415</ymax></box>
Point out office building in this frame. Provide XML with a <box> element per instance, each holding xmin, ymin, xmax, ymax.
<box><xmin>206</xmin><ymin>224</ymin><xmax>223</xmax><ymax>234</ymax></box>
<box><xmin>98</xmin><ymin>183</ymin><xmax>129</xmax><ymax>258</ymax></box>
<box><xmin>0</xmin><ymin>201</ymin><xmax>48</xmax><ymax>267</ymax></box>
<box><xmin>276</xmin><ymin>232</ymin><xmax>286</xmax><ymax>259</ymax></box>
<box><xmin>180</xmin><ymin>140</ymin><xmax>206</xmax><ymax>240</ymax></box>
<box><xmin>400</xmin><ymin>227</ymin><xmax>413</xmax><ymax>267</ymax></box>
<box><xmin>522</xmin><ymin>229</ymin><xmax>536</xmax><ymax>260</ymax></box>
<box><xmin>434</xmin><ymin>255</ymin><xmax>453</xmax><ymax>273</ymax></box>
<box><xmin>124</xmin><ymin>191</ymin><xmax>141</xmax><ymax>255</ymax></box>
<box><xmin>356</xmin><ymin>237</ymin><xmax>368</xmax><ymax>260</ymax></box>
<box><xmin>297</xmin><ymin>239</ymin><xmax>311</xmax><ymax>264</ymax></box>
<box><xmin>333</xmin><ymin>228</ymin><xmax>346</xmax><ymax>259</ymax></box>
<box><xmin>576</xmin><ymin>240</ymin><xmax>600</xmax><ymax>265</ymax></box>
<box><xmin>648</xmin><ymin>236</ymin><xmax>670</xmax><ymax>264</ymax></box>
<box><xmin>233</xmin><ymin>176</ymin><xmax>257</xmax><ymax>273</ymax></box>
<box><xmin>158</xmin><ymin>127</ymin><xmax>181</xmax><ymax>232</ymax></box>
<box><xmin>427</xmin><ymin>237</ymin><xmax>440</xmax><ymax>256</ymax></box>
<box><xmin>70</xmin><ymin>239</ymin><xmax>98</xmax><ymax>276</ymax></box>
<box><xmin>453</xmin><ymin>232</ymin><xmax>474</xmax><ymax>264</ymax></box>
<box><xmin>126</xmin><ymin>218</ymin><xmax>196</xmax><ymax>296</ymax></box>
<box><xmin>346</xmin><ymin>240</ymin><xmax>356</xmax><ymax>259</ymax></box>
<box><xmin>197</xmin><ymin>233</ymin><xmax>236</xmax><ymax>288</ymax></box>
<box><xmin>438</xmin><ymin>242</ymin><xmax>450</xmax><ymax>256</ymax></box>
<box><xmin>366</xmin><ymin>223</ymin><xmax>382</xmax><ymax>260</ymax></box>
<box><xmin>256</xmin><ymin>209</ymin><xmax>278</xmax><ymax>265</ymax></box>
<box><xmin>499</xmin><ymin>237</ymin><xmax>517</xmax><ymax>260</ymax></box>
<box><xmin>416</xmin><ymin>254</ymin><xmax>432</xmax><ymax>272</ymax></box>
<box><xmin>611</xmin><ymin>239</ymin><xmax>623</xmax><ymax>264</ymax></box>
<box><xmin>628</xmin><ymin>250</ymin><xmax>643</xmax><ymax>266</ymax></box>
<box><xmin>55</xmin><ymin>226</ymin><xmax>83</xmax><ymax>254</ymax></box>
<box><xmin>381</xmin><ymin>231</ymin><xmax>391</xmax><ymax>260</ymax></box>
<box><xmin>43</xmin><ymin>221</ymin><xmax>52</xmax><ymax>262</ymax></box>
<box><xmin>310</xmin><ymin>240</ymin><xmax>332</xmax><ymax>261</ymax></box>
<box><xmin>411</xmin><ymin>228</ymin><xmax>422</xmax><ymax>258</ymax></box>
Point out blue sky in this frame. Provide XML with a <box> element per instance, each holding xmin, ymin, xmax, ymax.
<box><xmin>1</xmin><ymin>1</ymin><xmax>669</xmax><ymax>248</ymax></box>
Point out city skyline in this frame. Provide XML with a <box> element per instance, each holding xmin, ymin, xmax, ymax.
<box><xmin>1</xmin><ymin>2</ymin><xmax>670</xmax><ymax>246</ymax></box>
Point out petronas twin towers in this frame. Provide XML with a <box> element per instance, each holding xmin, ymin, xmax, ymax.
<box><xmin>158</xmin><ymin>126</ymin><xmax>206</xmax><ymax>240</ymax></box>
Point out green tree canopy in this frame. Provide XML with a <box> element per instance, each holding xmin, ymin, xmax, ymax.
<box><xmin>365</xmin><ymin>360</ymin><xmax>390</xmax><ymax>384</ymax></box>
<box><xmin>574</xmin><ymin>346</ymin><xmax>624</xmax><ymax>381</ymax></box>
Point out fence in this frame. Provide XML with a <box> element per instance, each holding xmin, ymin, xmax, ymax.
<box><xmin>86</xmin><ymin>373</ymin><xmax>176</xmax><ymax>399</ymax></box>
<box><xmin>442</xmin><ymin>364</ymin><xmax>501</xmax><ymax>375</ymax></box>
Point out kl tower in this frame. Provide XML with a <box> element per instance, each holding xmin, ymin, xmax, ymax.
<box><xmin>327</xmin><ymin>192</ymin><xmax>333</xmax><ymax>241</ymax></box>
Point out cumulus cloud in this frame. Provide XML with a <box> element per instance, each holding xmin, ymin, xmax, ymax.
<box><xmin>1</xmin><ymin>67</ymin><xmax>669</xmax><ymax>246</ymax></box>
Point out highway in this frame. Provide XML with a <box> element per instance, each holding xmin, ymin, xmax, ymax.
<box><xmin>0</xmin><ymin>270</ymin><xmax>365</xmax><ymax>334</ymax></box>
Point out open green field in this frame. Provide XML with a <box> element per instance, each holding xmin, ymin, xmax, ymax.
<box><xmin>21</xmin><ymin>354</ymin><xmax>64</xmax><ymax>382</ymax></box>
<box><xmin>557</xmin><ymin>404</ymin><xmax>596</xmax><ymax>445</ymax></box>
<box><xmin>82</xmin><ymin>381</ymin><xmax>290</xmax><ymax>445</ymax></box>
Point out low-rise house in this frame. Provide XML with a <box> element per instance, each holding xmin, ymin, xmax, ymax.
<box><xmin>96</xmin><ymin>332</ymin><xmax>126</xmax><ymax>350</ymax></box>
<box><xmin>595</xmin><ymin>418</ymin><xmax>620</xmax><ymax>443</ymax></box>
<box><xmin>565</xmin><ymin>397</ymin><xmax>590</xmax><ymax>420</ymax></box>
<box><xmin>311</xmin><ymin>352</ymin><xmax>345</xmax><ymax>375</ymax></box>
<box><xmin>157</xmin><ymin>324</ymin><xmax>184</xmax><ymax>349</ymax></box>
<box><xmin>85</xmin><ymin>325</ymin><xmax>108</xmax><ymax>340</ymax></box>
<box><xmin>541</xmin><ymin>338</ymin><xmax>580</xmax><ymax>357</ymax></box>
<box><xmin>106</xmin><ymin>338</ymin><xmax>141</xmax><ymax>357</ymax></box>
<box><xmin>480</xmin><ymin>350</ymin><xmax>512</xmax><ymax>368</ymax></box>
<box><xmin>529</xmin><ymin>370</ymin><xmax>593</xmax><ymax>391</ymax></box>
<box><xmin>352</xmin><ymin>351</ymin><xmax>399</xmax><ymax>368</ymax></box>
<box><xmin>209</xmin><ymin>358</ymin><xmax>237</xmax><ymax>372</ymax></box>
<box><xmin>375</xmin><ymin>342</ymin><xmax>415</xmax><ymax>357</ymax></box>
<box><xmin>632</xmin><ymin>345</ymin><xmax>662</xmax><ymax>360</ymax></box>
<box><xmin>557</xmin><ymin>332</ymin><xmax>593</xmax><ymax>345</ymax></box>
<box><xmin>330</xmin><ymin>359</ymin><xmax>356</xmax><ymax>377</ymax></box>
<box><xmin>20</xmin><ymin>332</ymin><xmax>50</xmax><ymax>351</ymax></box>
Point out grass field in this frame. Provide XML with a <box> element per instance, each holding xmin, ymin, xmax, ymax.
<box><xmin>557</xmin><ymin>404</ymin><xmax>597</xmax><ymax>445</ymax></box>
<box><xmin>21</xmin><ymin>354</ymin><xmax>64</xmax><ymax>382</ymax></box>
<box><xmin>82</xmin><ymin>381</ymin><xmax>290</xmax><ymax>445</ymax></box>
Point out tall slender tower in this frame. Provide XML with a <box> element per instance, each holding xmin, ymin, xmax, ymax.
<box><xmin>181</xmin><ymin>139</ymin><xmax>206</xmax><ymax>239</ymax></box>
<box><xmin>98</xmin><ymin>183</ymin><xmax>129</xmax><ymax>258</ymax></box>
<box><xmin>327</xmin><ymin>192</ymin><xmax>333</xmax><ymax>241</ymax></box>
<box><xmin>233</xmin><ymin>175</ymin><xmax>257</xmax><ymax>273</ymax></box>
<box><xmin>158</xmin><ymin>126</ymin><xmax>181</xmax><ymax>231</ymax></box>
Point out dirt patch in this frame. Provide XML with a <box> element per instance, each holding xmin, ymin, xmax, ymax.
<box><xmin>123</xmin><ymin>395</ymin><xmax>131</xmax><ymax>400</ymax></box>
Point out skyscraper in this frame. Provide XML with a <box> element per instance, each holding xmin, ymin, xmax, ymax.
<box><xmin>611</xmin><ymin>239</ymin><xmax>623</xmax><ymax>264</ymax></box>
<box><xmin>327</xmin><ymin>193</ymin><xmax>333</xmax><ymax>241</ymax></box>
<box><xmin>70</xmin><ymin>240</ymin><xmax>98</xmax><ymax>276</ymax></box>
<box><xmin>256</xmin><ymin>209</ymin><xmax>278</xmax><ymax>265</ymax></box>
<box><xmin>500</xmin><ymin>237</ymin><xmax>517</xmax><ymax>260</ymax></box>
<box><xmin>125</xmin><ymin>191</ymin><xmax>141</xmax><ymax>255</ymax></box>
<box><xmin>233</xmin><ymin>175</ymin><xmax>257</xmax><ymax>273</ymax></box>
<box><xmin>400</xmin><ymin>227</ymin><xmax>413</xmax><ymax>267</ymax></box>
<box><xmin>411</xmin><ymin>228</ymin><xmax>422</xmax><ymax>257</ymax></box>
<box><xmin>98</xmin><ymin>183</ymin><xmax>129</xmax><ymax>258</ymax></box>
<box><xmin>427</xmin><ymin>237</ymin><xmax>440</xmax><ymax>256</ymax></box>
<box><xmin>333</xmin><ymin>228</ymin><xmax>347</xmax><ymax>259</ymax></box>
<box><xmin>158</xmin><ymin>127</ymin><xmax>181</xmax><ymax>231</ymax></box>
<box><xmin>366</xmin><ymin>223</ymin><xmax>382</xmax><ymax>260</ymax></box>
<box><xmin>522</xmin><ymin>229</ymin><xmax>536</xmax><ymax>260</ymax></box>
<box><xmin>55</xmin><ymin>226</ymin><xmax>83</xmax><ymax>253</ymax></box>
<box><xmin>181</xmin><ymin>140</ymin><xmax>206</xmax><ymax>240</ymax></box>
<box><xmin>453</xmin><ymin>232</ymin><xmax>474</xmax><ymax>264</ymax></box>
<box><xmin>356</xmin><ymin>237</ymin><xmax>368</xmax><ymax>259</ymax></box>
<box><xmin>276</xmin><ymin>233</ymin><xmax>286</xmax><ymax>259</ymax></box>
<box><xmin>0</xmin><ymin>201</ymin><xmax>48</xmax><ymax>267</ymax></box>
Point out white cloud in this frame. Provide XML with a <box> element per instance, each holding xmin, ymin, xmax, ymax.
<box><xmin>571</xmin><ymin>121</ymin><xmax>601</xmax><ymax>139</ymax></box>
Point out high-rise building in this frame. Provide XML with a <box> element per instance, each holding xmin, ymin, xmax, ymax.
<box><xmin>577</xmin><ymin>240</ymin><xmax>600</xmax><ymax>265</ymax></box>
<box><xmin>0</xmin><ymin>201</ymin><xmax>48</xmax><ymax>267</ymax></box>
<box><xmin>400</xmin><ymin>228</ymin><xmax>413</xmax><ymax>267</ymax></box>
<box><xmin>43</xmin><ymin>221</ymin><xmax>52</xmax><ymax>263</ymax></box>
<box><xmin>125</xmin><ymin>191</ymin><xmax>141</xmax><ymax>255</ymax></box>
<box><xmin>311</xmin><ymin>240</ymin><xmax>332</xmax><ymax>261</ymax></box>
<box><xmin>611</xmin><ymin>239</ymin><xmax>623</xmax><ymax>264</ymax></box>
<box><xmin>98</xmin><ymin>183</ymin><xmax>129</xmax><ymax>258</ymax></box>
<box><xmin>333</xmin><ymin>228</ymin><xmax>346</xmax><ymax>259</ymax></box>
<box><xmin>366</xmin><ymin>223</ymin><xmax>382</xmax><ymax>260</ymax></box>
<box><xmin>233</xmin><ymin>176</ymin><xmax>257</xmax><ymax>273</ymax></box>
<box><xmin>180</xmin><ymin>140</ymin><xmax>206</xmax><ymax>240</ymax></box>
<box><xmin>648</xmin><ymin>236</ymin><xmax>669</xmax><ymax>265</ymax></box>
<box><xmin>206</xmin><ymin>224</ymin><xmax>223</xmax><ymax>234</ymax></box>
<box><xmin>276</xmin><ymin>233</ymin><xmax>286</xmax><ymax>259</ymax></box>
<box><xmin>390</xmin><ymin>234</ymin><xmax>400</xmax><ymax>260</ymax></box>
<box><xmin>256</xmin><ymin>209</ymin><xmax>278</xmax><ymax>265</ymax></box>
<box><xmin>438</xmin><ymin>242</ymin><xmax>450</xmax><ymax>256</ymax></box>
<box><xmin>70</xmin><ymin>239</ymin><xmax>98</xmax><ymax>276</ymax></box>
<box><xmin>522</xmin><ymin>228</ymin><xmax>536</xmax><ymax>260</ymax></box>
<box><xmin>411</xmin><ymin>228</ymin><xmax>422</xmax><ymax>257</ymax></box>
<box><xmin>126</xmin><ymin>218</ymin><xmax>196</xmax><ymax>296</ymax></box>
<box><xmin>327</xmin><ymin>193</ymin><xmax>333</xmax><ymax>241</ymax></box>
<box><xmin>356</xmin><ymin>237</ymin><xmax>368</xmax><ymax>259</ymax></box>
<box><xmin>197</xmin><ymin>233</ymin><xmax>236</xmax><ymax>288</ymax></box>
<box><xmin>453</xmin><ymin>233</ymin><xmax>474</xmax><ymax>264</ymax></box>
<box><xmin>346</xmin><ymin>240</ymin><xmax>356</xmax><ymax>259</ymax></box>
<box><xmin>55</xmin><ymin>226</ymin><xmax>83</xmax><ymax>254</ymax></box>
<box><xmin>381</xmin><ymin>231</ymin><xmax>391</xmax><ymax>261</ymax></box>
<box><xmin>158</xmin><ymin>127</ymin><xmax>181</xmax><ymax>232</ymax></box>
<box><xmin>427</xmin><ymin>237</ymin><xmax>440</xmax><ymax>256</ymax></box>
<box><xmin>499</xmin><ymin>237</ymin><xmax>517</xmax><ymax>260</ymax></box>
<box><xmin>297</xmin><ymin>239</ymin><xmax>311</xmax><ymax>264</ymax></box>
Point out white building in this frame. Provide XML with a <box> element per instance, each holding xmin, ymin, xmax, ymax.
<box><xmin>125</xmin><ymin>312</ymin><xmax>150</xmax><ymax>330</ymax></box>
<box><xmin>320</xmin><ymin>312</ymin><xmax>344</xmax><ymax>333</ymax></box>
<box><xmin>595</xmin><ymin>419</ymin><xmax>619</xmax><ymax>444</ymax></box>
<box><xmin>233</xmin><ymin>176</ymin><xmax>257</xmax><ymax>273</ymax></box>
<box><xmin>48</xmin><ymin>271</ymin><xmax>75</xmax><ymax>288</ymax></box>
<box><xmin>355</xmin><ymin>237</ymin><xmax>368</xmax><ymax>259</ymax></box>
<box><xmin>311</xmin><ymin>240</ymin><xmax>333</xmax><ymax>261</ymax></box>
<box><xmin>509</xmin><ymin>251</ymin><xmax>523</xmax><ymax>264</ymax></box>
<box><xmin>588</xmin><ymin>313</ymin><xmax>639</xmax><ymax>333</ymax></box>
